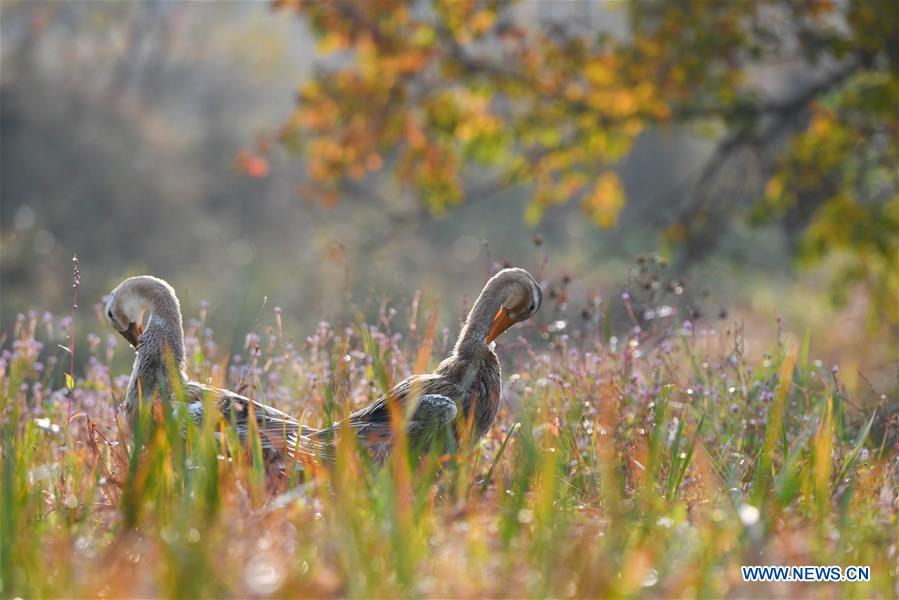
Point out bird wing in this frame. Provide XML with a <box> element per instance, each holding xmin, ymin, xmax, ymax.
<box><xmin>182</xmin><ymin>381</ymin><xmax>313</xmax><ymax>457</ymax></box>
<box><xmin>309</xmin><ymin>374</ymin><xmax>459</xmax><ymax>461</ymax></box>
<box><xmin>345</xmin><ymin>373</ymin><xmax>447</xmax><ymax>424</ymax></box>
<box><xmin>404</xmin><ymin>393</ymin><xmax>457</xmax><ymax>442</ymax></box>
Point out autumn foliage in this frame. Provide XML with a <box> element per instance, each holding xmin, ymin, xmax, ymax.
<box><xmin>276</xmin><ymin>0</ymin><xmax>898</xmax><ymax>324</ymax></box>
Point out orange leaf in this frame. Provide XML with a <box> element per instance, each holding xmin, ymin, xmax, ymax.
<box><xmin>235</xmin><ymin>150</ymin><xmax>270</xmax><ymax>178</ymax></box>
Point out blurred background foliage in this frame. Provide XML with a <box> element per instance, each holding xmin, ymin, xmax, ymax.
<box><xmin>1</xmin><ymin>0</ymin><xmax>896</xmax><ymax>385</ymax></box>
<box><xmin>276</xmin><ymin>0</ymin><xmax>898</xmax><ymax>325</ymax></box>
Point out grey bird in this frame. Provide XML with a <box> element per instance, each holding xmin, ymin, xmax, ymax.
<box><xmin>105</xmin><ymin>276</ymin><xmax>313</xmax><ymax>464</ymax></box>
<box><xmin>105</xmin><ymin>268</ymin><xmax>542</xmax><ymax>466</ymax></box>
<box><xmin>309</xmin><ymin>267</ymin><xmax>543</xmax><ymax>461</ymax></box>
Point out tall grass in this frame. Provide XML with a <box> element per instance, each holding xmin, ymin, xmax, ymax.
<box><xmin>0</xmin><ymin>276</ymin><xmax>896</xmax><ymax>598</ymax></box>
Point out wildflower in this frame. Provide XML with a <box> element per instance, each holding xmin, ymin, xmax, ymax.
<box><xmin>87</xmin><ymin>334</ymin><xmax>100</xmax><ymax>354</ymax></box>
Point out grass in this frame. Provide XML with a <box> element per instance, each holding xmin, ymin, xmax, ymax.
<box><xmin>0</xmin><ymin>270</ymin><xmax>897</xmax><ymax>598</ymax></box>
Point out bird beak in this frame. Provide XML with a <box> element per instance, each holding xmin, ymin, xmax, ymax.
<box><xmin>121</xmin><ymin>321</ymin><xmax>143</xmax><ymax>349</ymax></box>
<box><xmin>486</xmin><ymin>307</ymin><xmax>516</xmax><ymax>343</ymax></box>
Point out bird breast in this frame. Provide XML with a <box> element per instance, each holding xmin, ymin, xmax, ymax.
<box><xmin>441</xmin><ymin>346</ymin><xmax>502</xmax><ymax>442</ymax></box>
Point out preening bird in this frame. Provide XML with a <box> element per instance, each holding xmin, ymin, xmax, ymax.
<box><xmin>311</xmin><ymin>267</ymin><xmax>543</xmax><ymax>461</ymax></box>
<box><xmin>105</xmin><ymin>268</ymin><xmax>542</xmax><ymax>467</ymax></box>
<box><xmin>105</xmin><ymin>276</ymin><xmax>313</xmax><ymax>464</ymax></box>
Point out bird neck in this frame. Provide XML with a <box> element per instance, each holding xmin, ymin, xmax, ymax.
<box><xmin>453</xmin><ymin>283</ymin><xmax>505</xmax><ymax>358</ymax></box>
<box><xmin>125</xmin><ymin>291</ymin><xmax>188</xmax><ymax>418</ymax></box>
<box><xmin>137</xmin><ymin>286</ymin><xmax>187</xmax><ymax>382</ymax></box>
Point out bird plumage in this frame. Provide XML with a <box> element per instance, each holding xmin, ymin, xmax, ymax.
<box><xmin>106</xmin><ymin>268</ymin><xmax>541</xmax><ymax>467</ymax></box>
<box><xmin>106</xmin><ymin>276</ymin><xmax>312</xmax><ymax>465</ymax></box>
<box><xmin>310</xmin><ymin>267</ymin><xmax>541</xmax><ymax>460</ymax></box>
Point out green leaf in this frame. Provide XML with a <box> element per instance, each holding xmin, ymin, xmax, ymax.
<box><xmin>800</xmin><ymin>328</ymin><xmax>810</xmax><ymax>367</ymax></box>
<box><xmin>481</xmin><ymin>422</ymin><xmax>519</xmax><ymax>492</ymax></box>
<box><xmin>603</xmin><ymin>303</ymin><xmax>612</xmax><ymax>344</ymax></box>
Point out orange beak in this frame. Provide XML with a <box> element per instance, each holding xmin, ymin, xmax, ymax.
<box><xmin>121</xmin><ymin>321</ymin><xmax>144</xmax><ymax>349</ymax></box>
<box><xmin>486</xmin><ymin>307</ymin><xmax>516</xmax><ymax>343</ymax></box>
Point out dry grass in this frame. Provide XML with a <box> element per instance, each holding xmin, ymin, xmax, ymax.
<box><xmin>1</xmin><ymin>266</ymin><xmax>897</xmax><ymax>598</ymax></box>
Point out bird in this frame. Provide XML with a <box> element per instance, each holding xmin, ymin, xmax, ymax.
<box><xmin>105</xmin><ymin>268</ymin><xmax>543</xmax><ymax>467</ymax></box>
<box><xmin>104</xmin><ymin>275</ymin><xmax>314</xmax><ymax>466</ymax></box>
<box><xmin>310</xmin><ymin>267</ymin><xmax>543</xmax><ymax>461</ymax></box>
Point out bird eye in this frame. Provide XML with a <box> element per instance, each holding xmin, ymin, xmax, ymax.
<box><xmin>528</xmin><ymin>302</ymin><xmax>535</xmax><ymax>313</ymax></box>
<box><xmin>107</xmin><ymin>308</ymin><xmax>113</xmax><ymax>320</ymax></box>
